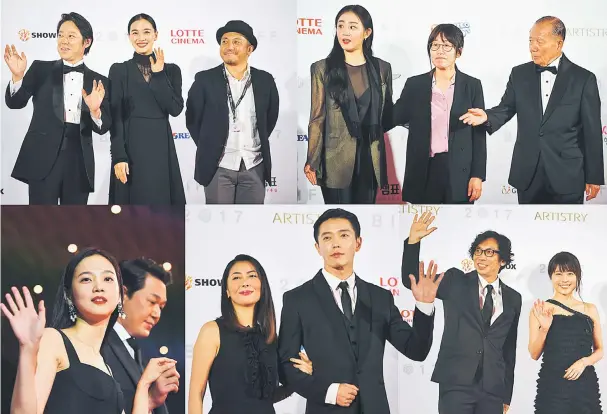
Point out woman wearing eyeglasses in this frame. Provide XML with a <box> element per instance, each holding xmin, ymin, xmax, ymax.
<box><xmin>393</xmin><ymin>24</ymin><xmax>487</xmax><ymax>204</ymax></box>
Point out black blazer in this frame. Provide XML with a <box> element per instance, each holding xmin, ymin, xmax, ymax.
<box><xmin>5</xmin><ymin>60</ymin><xmax>111</xmax><ymax>191</ymax></box>
<box><xmin>401</xmin><ymin>240</ymin><xmax>521</xmax><ymax>405</ymax></box>
<box><xmin>102</xmin><ymin>330</ymin><xmax>168</xmax><ymax>414</ymax></box>
<box><xmin>185</xmin><ymin>64</ymin><xmax>279</xmax><ymax>186</ymax></box>
<box><xmin>393</xmin><ymin>67</ymin><xmax>486</xmax><ymax>203</ymax></box>
<box><xmin>278</xmin><ymin>271</ymin><xmax>434</xmax><ymax>414</ymax></box>
<box><xmin>485</xmin><ymin>54</ymin><xmax>604</xmax><ymax>193</ymax></box>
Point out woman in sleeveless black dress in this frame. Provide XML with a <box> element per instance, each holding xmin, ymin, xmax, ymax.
<box><xmin>109</xmin><ymin>14</ymin><xmax>185</xmax><ymax>205</ymax></box>
<box><xmin>529</xmin><ymin>252</ymin><xmax>603</xmax><ymax>414</ymax></box>
<box><xmin>188</xmin><ymin>255</ymin><xmax>314</xmax><ymax>414</ymax></box>
<box><xmin>0</xmin><ymin>248</ymin><xmax>174</xmax><ymax>414</ymax></box>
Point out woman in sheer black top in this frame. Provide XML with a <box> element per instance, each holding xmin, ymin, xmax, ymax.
<box><xmin>109</xmin><ymin>14</ymin><xmax>185</xmax><ymax>205</ymax></box>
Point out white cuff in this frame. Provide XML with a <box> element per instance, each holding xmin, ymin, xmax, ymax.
<box><xmin>92</xmin><ymin>112</ymin><xmax>103</xmax><ymax>128</ymax></box>
<box><xmin>415</xmin><ymin>301</ymin><xmax>435</xmax><ymax>316</ymax></box>
<box><xmin>10</xmin><ymin>79</ymin><xmax>23</xmax><ymax>95</ymax></box>
<box><xmin>325</xmin><ymin>383</ymin><xmax>339</xmax><ymax>405</ymax></box>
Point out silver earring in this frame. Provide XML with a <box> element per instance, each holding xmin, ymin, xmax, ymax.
<box><xmin>117</xmin><ymin>302</ymin><xmax>126</xmax><ymax>319</ymax></box>
<box><xmin>67</xmin><ymin>299</ymin><xmax>77</xmax><ymax>322</ymax></box>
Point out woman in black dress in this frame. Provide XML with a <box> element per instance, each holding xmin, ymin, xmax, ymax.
<box><xmin>188</xmin><ymin>255</ymin><xmax>313</xmax><ymax>414</ymax></box>
<box><xmin>109</xmin><ymin>14</ymin><xmax>185</xmax><ymax>205</ymax></box>
<box><xmin>529</xmin><ymin>252</ymin><xmax>603</xmax><ymax>414</ymax></box>
<box><xmin>304</xmin><ymin>5</ymin><xmax>394</xmax><ymax>204</ymax></box>
<box><xmin>0</xmin><ymin>248</ymin><xmax>174</xmax><ymax>414</ymax></box>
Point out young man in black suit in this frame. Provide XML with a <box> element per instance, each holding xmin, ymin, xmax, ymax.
<box><xmin>278</xmin><ymin>208</ymin><xmax>440</xmax><ymax>414</ymax></box>
<box><xmin>102</xmin><ymin>258</ymin><xmax>178</xmax><ymax>414</ymax></box>
<box><xmin>185</xmin><ymin>20</ymin><xmax>279</xmax><ymax>204</ymax></box>
<box><xmin>4</xmin><ymin>12</ymin><xmax>111</xmax><ymax>205</ymax></box>
<box><xmin>402</xmin><ymin>212</ymin><xmax>522</xmax><ymax>414</ymax></box>
<box><xmin>460</xmin><ymin>16</ymin><xmax>604</xmax><ymax>204</ymax></box>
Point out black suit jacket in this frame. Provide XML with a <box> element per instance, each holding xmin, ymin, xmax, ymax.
<box><xmin>401</xmin><ymin>240</ymin><xmax>521</xmax><ymax>405</ymax></box>
<box><xmin>102</xmin><ymin>330</ymin><xmax>168</xmax><ymax>414</ymax></box>
<box><xmin>185</xmin><ymin>64</ymin><xmax>279</xmax><ymax>186</ymax></box>
<box><xmin>5</xmin><ymin>60</ymin><xmax>111</xmax><ymax>191</ymax></box>
<box><xmin>393</xmin><ymin>68</ymin><xmax>487</xmax><ymax>203</ymax></box>
<box><xmin>485</xmin><ymin>54</ymin><xmax>604</xmax><ymax>193</ymax></box>
<box><xmin>278</xmin><ymin>271</ymin><xmax>435</xmax><ymax>414</ymax></box>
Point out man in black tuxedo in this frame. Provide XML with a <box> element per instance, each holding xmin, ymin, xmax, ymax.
<box><xmin>186</xmin><ymin>20</ymin><xmax>279</xmax><ymax>204</ymax></box>
<box><xmin>4</xmin><ymin>12</ymin><xmax>111</xmax><ymax>205</ymax></box>
<box><xmin>402</xmin><ymin>212</ymin><xmax>522</xmax><ymax>414</ymax></box>
<box><xmin>102</xmin><ymin>258</ymin><xmax>179</xmax><ymax>414</ymax></box>
<box><xmin>460</xmin><ymin>16</ymin><xmax>604</xmax><ymax>204</ymax></box>
<box><xmin>278</xmin><ymin>208</ymin><xmax>440</xmax><ymax>414</ymax></box>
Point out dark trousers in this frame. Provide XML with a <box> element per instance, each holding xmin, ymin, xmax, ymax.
<box><xmin>421</xmin><ymin>152</ymin><xmax>471</xmax><ymax>204</ymax></box>
<box><xmin>28</xmin><ymin>123</ymin><xmax>89</xmax><ymax>205</ymax></box>
<box><xmin>438</xmin><ymin>381</ymin><xmax>503</xmax><ymax>414</ymax></box>
<box><xmin>322</xmin><ymin>137</ymin><xmax>378</xmax><ymax>204</ymax></box>
<box><xmin>517</xmin><ymin>155</ymin><xmax>584</xmax><ymax>204</ymax></box>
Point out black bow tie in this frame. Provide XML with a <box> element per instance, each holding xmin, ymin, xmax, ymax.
<box><xmin>63</xmin><ymin>64</ymin><xmax>84</xmax><ymax>74</ymax></box>
<box><xmin>535</xmin><ymin>64</ymin><xmax>557</xmax><ymax>75</ymax></box>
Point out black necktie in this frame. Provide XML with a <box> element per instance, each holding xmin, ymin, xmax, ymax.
<box><xmin>338</xmin><ymin>281</ymin><xmax>353</xmax><ymax>321</ymax></box>
<box><xmin>535</xmin><ymin>64</ymin><xmax>557</xmax><ymax>75</ymax></box>
<box><xmin>481</xmin><ymin>285</ymin><xmax>494</xmax><ymax>329</ymax></box>
<box><xmin>126</xmin><ymin>337</ymin><xmax>143</xmax><ymax>370</ymax></box>
<box><xmin>63</xmin><ymin>64</ymin><xmax>84</xmax><ymax>74</ymax></box>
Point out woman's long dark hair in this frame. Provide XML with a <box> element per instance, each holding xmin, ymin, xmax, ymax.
<box><xmin>326</xmin><ymin>5</ymin><xmax>374</xmax><ymax>107</ymax></box>
<box><xmin>220</xmin><ymin>254</ymin><xmax>277</xmax><ymax>344</ymax></box>
<box><xmin>50</xmin><ymin>247</ymin><xmax>123</xmax><ymax>346</ymax></box>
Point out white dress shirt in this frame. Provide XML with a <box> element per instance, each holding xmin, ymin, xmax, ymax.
<box><xmin>478</xmin><ymin>275</ymin><xmax>503</xmax><ymax>325</ymax></box>
<box><xmin>219</xmin><ymin>64</ymin><xmax>262</xmax><ymax>171</ymax></box>
<box><xmin>540</xmin><ymin>54</ymin><xmax>562</xmax><ymax>114</ymax></box>
<box><xmin>10</xmin><ymin>59</ymin><xmax>102</xmax><ymax>127</ymax></box>
<box><xmin>114</xmin><ymin>322</ymin><xmax>135</xmax><ymax>360</ymax></box>
<box><xmin>321</xmin><ymin>269</ymin><xmax>435</xmax><ymax>405</ymax></box>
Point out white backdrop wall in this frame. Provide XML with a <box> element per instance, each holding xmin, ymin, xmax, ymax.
<box><xmin>296</xmin><ymin>0</ymin><xmax>607</xmax><ymax>204</ymax></box>
<box><xmin>187</xmin><ymin>204</ymin><xmax>607</xmax><ymax>413</ymax></box>
<box><xmin>0</xmin><ymin>0</ymin><xmax>297</xmax><ymax>204</ymax></box>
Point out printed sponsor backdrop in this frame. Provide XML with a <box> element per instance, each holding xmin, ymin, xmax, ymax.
<box><xmin>187</xmin><ymin>204</ymin><xmax>607</xmax><ymax>413</ymax></box>
<box><xmin>296</xmin><ymin>0</ymin><xmax>607</xmax><ymax>204</ymax></box>
<box><xmin>1</xmin><ymin>0</ymin><xmax>297</xmax><ymax>204</ymax></box>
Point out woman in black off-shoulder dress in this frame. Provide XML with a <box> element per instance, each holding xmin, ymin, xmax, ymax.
<box><xmin>188</xmin><ymin>255</ymin><xmax>313</xmax><ymax>414</ymax></box>
<box><xmin>529</xmin><ymin>252</ymin><xmax>603</xmax><ymax>414</ymax></box>
<box><xmin>109</xmin><ymin>13</ymin><xmax>185</xmax><ymax>205</ymax></box>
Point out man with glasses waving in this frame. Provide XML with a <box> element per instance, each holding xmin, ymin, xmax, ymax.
<box><xmin>401</xmin><ymin>212</ymin><xmax>522</xmax><ymax>414</ymax></box>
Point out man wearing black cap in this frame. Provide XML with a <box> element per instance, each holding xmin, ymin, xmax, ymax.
<box><xmin>4</xmin><ymin>12</ymin><xmax>111</xmax><ymax>205</ymax></box>
<box><xmin>186</xmin><ymin>20</ymin><xmax>279</xmax><ymax>204</ymax></box>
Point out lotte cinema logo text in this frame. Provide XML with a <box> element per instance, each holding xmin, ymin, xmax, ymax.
<box><xmin>170</xmin><ymin>29</ymin><xmax>204</xmax><ymax>45</ymax></box>
<box><xmin>297</xmin><ymin>18</ymin><xmax>323</xmax><ymax>35</ymax></box>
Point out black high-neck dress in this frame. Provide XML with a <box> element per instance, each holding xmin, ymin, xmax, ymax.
<box><xmin>205</xmin><ymin>318</ymin><xmax>292</xmax><ymax>413</ymax></box>
<box><xmin>108</xmin><ymin>52</ymin><xmax>186</xmax><ymax>205</ymax></box>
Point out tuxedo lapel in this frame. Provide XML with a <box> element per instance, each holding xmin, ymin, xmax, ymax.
<box><xmin>542</xmin><ymin>54</ymin><xmax>572</xmax><ymax>126</ymax></box>
<box><xmin>355</xmin><ymin>277</ymin><xmax>373</xmax><ymax>366</ymax></box>
<box><xmin>81</xmin><ymin>65</ymin><xmax>94</xmax><ymax>132</ymax></box>
<box><xmin>107</xmin><ymin>330</ymin><xmax>142</xmax><ymax>386</ymax></box>
<box><xmin>51</xmin><ymin>60</ymin><xmax>64</xmax><ymax>122</ymax></box>
<box><xmin>522</xmin><ymin>63</ymin><xmax>543</xmax><ymax>123</ymax></box>
<box><xmin>311</xmin><ymin>272</ymin><xmax>357</xmax><ymax>365</ymax></box>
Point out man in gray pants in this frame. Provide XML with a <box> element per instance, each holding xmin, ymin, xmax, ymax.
<box><xmin>186</xmin><ymin>20</ymin><xmax>279</xmax><ymax>204</ymax></box>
